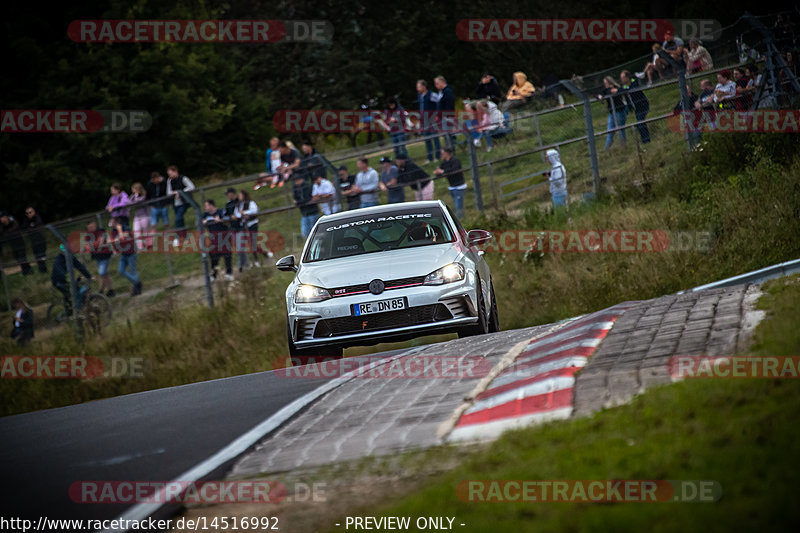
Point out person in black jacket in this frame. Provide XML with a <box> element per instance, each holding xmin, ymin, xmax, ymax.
<box><xmin>0</xmin><ymin>212</ymin><xmax>32</xmax><ymax>275</ymax></box>
<box><xmin>434</xmin><ymin>76</ymin><xmax>456</xmax><ymax>150</ymax></box>
<box><xmin>22</xmin><ymin>207</ymin><xmax>47</xmax><ymax>273</ymax></box>
<box><xmin>293</xmin><ymin>175</ymin><xmax>319</xmax><ymax>238</ymax></box>
<box><xmin>51</xmin><ymin>244</ymin><xmax>92</xmax><ymax>315</ymax></box>
<box><xmin>145</xmin><ymin>171</ymin><xmax>170</xmax><ymax>228</ymax></box>
<box><xmin>396</xmin><ymin>156</ymin><xmax>434</xmax><ymax>201</ymax></box>
<box><xmin>202</xmin><ymin>199</ymin><xmax>233</xmax><ymax>281</ymax></box>
<box><xmin>9</xmin><ymin>297</ymin><xmax>34</xmax><ymax>346</ymax></box>
<box><xmin>620</xmin><ymin>70</ymin><xmax>650</xmax><ymax>144</ymax></box>
<box><xmin>597</xmin><ymin>76</ymin><xmax>627</xmax><ymax>149</ymax></box>
<box><xmin>476</xmin><ymin>73</ymin><xmax>502</xmax><ymax>103</ymax></box>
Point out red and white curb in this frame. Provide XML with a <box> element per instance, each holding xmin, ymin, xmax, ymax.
<box><xmin>446</xmin><ymin>304</ymin><xmax>633</xmax><ymax>442</ymax></box>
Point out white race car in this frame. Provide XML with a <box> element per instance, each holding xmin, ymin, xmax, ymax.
<box><xmin>277</xmin><ymin>200</ymin><xmax>499</xmax><ymax>359</ymax></box>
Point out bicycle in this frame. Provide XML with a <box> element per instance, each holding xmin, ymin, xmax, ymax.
<box><xmin>46</xmin><ymin>277</ymin><xmax>113</xmax><ymax>333</ymax></box>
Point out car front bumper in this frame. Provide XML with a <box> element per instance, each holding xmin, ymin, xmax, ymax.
<box><xmin>289</xmin><ymin>279</ymin><xmax>479</xmax><ymax>348</ymax></box>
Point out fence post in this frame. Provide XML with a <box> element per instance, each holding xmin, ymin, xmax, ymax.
<box><xmin>533</xmin><ymin>114</ymin><xmax>545</xmax><ymax>161</ymax></box>
<box><xmin>179</xmin><ymin>191</ymin><xmax>214</xmax><ymax>309</ymax></box>
<box><xmin>467</xmin><ymin>140</ymin><xmax>484</xmax><ymax>212</ymax></box>
<box><xmin>561</xmin><ymin>80</ymin><xmax>600</xmax><ymax>196</ymax></box>
<box><xmin>46</xmin><ymin>224</ymin><xmax>83</xmax><ymax>341</ymax></box>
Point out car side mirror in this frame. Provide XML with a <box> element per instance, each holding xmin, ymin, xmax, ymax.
<box><xmin>276</xmin><ymin>255</ymin><xmax>298</xmax><ymax>272</ymax></box>
<box><xmin>467</xmin><ymin>229</ymin><xmax>493</xmax><ymax>246</ymax></box>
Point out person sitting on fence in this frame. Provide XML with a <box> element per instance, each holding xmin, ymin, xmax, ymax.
<box><xmin>712</xmin><ymin>70</ymin><xmax>737</xmax><ymax>108</ymax></box>
<box><xmin>636</xmin><ymin>43</ymin><xmax>663</xmax><ymax>87</ymax></box>
<box><xmin>473</xmin><ymin>99</ymin><xmax>508</xmax><ymax>152</ymax></box>
<box><xmin>9</xmin><ymin>297</ymin><xmax>34</xmax><ymax>346</ymax></box>
<box><xmin>255</xmin><ymin>137</ymin><xmax>283</xmax><ymax>190</ymax></box>
<box><xmin>695</xmin><ymin>79</ymin><xmax>715</xmax><ymax>109</ymax></box>
<box><xmin>544</xmin><ymin>149</ymin><xmax>567</xmax><ymax>211</ymax></box>
<box><xmin>275</xmin><ymin>141</ymin><xmax>302</xmax><ymax>187</ymax></box>
<box><xmin>84</xmin><ymin>220</ymin><xmax>115</xmax><ymax>297</ymax></box>
<box><xmin>51</xmin><ymin>243</ymin><xmax>92</xmax><ymax>315</ymax></box>
<box><xmin>502</xmin><ymin>71</ymin><xmax>536</xmax><ymax>111</ymax></box>
<box><xmin>597</xmin><ymin>76</ymin><xmax>627</xmax><ymax>149</ymax></box>
<box><xmin>685</xmin><ymin>39</ymin><xmax>713</xmax><ymax>74</ymax></box>
<box><xmin>476</xmin><ymin>73</ymin><xmax>503</xmax><ymax>104</ymax></box>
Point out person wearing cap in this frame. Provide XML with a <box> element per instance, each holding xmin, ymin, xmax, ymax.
<box><xmin>396</xmin><ymin>155</ymin><xmax>434</xmax><ymax>201</ymax></box>
<box><xmin>379</xmin><ymin>156</ymin><xmax>405</xmax><ymax>204</ymax></box>
<box><xmin>353</xmin><ymin>158</ymin><xmax>380</xmax><ymax>208</ymax></box>
<box><xmin>311</xmin><ymin>170</ymin><xmax>338</xmax><ymax>216</ymax></box>
<box><xmin>433</xmin><ymin>148</ymin><xmax>466</xmax><ymax>216</ymax></box>
<box><xmin>293</xmin><ymin>175</ymin><xmax>319</xmax><ymax>237</ymax></box>
<box><xmin>337</xmin><ymin>165</ymin><xmax>360</xmax><ymax>211</ymax></box>
<box><xmin>544</xmin><ymin>149</ymin><xmax>567</xmax><ymax>210</ymax></box>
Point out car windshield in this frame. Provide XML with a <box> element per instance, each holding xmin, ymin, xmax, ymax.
<box><xmin>303</xmin><ymin>207</ymin><xmax>456</xmax><ymax>263</ymax></box>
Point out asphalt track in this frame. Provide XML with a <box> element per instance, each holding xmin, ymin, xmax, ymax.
<box><xmin>0</xmin><ymin>351</ymin><xmax>405</xmax><ymax>523</ymax></box>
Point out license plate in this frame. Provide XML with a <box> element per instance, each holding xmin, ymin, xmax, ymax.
<box><xmin>353</xmin><ymin>297</ymin><xmax>407</xmax><ymax>316</ymax></box>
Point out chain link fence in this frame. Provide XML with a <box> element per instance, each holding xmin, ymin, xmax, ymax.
<box><xmin>3</xmin><ymin>10</ymin><xmax>797</xmax><ymax>341</ymax></box>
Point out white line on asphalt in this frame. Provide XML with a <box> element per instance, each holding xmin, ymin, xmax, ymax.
<box><xmin>100</xmin><ymin>346</ymin><xmax>429</xmax><ymax>533</ymax></box>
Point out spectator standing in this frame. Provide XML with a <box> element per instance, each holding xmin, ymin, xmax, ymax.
<box><xmin>110</xmin><ymin>217</ymin><xmax>142</xmax><ymax>296</ymax></box>
<box><xmin>686</xmin><ymin>39</ymin><xmax>713</xmax><ymax>73</ymax></box>
<box><xmin>434</xmin><ymin>76</ymin><xmax>456</xmax><ymax>150</ymax></box>
<box><xmin>166</xmin><ymin>166</ymin><xmax>195</xmax><ymax>242</ymax></box>
<box><xmin>379</xmin><ymin>156</ymin><xmax>405</xmax><ymax>205</ymax></box>
<box><xmin>381</xmin><ymin>99</ymin><xmax>409</xmax><ymax>159</ymax></box>
<box><xmin>476</xmin><ymin>73</ymin><xmax>502</xmax><ymax>103</ymax></box>
<box><xmin>433</xmin><ymin>148</ymin><xmax>466</xmax><ymax>217</ymax></box>
<box><xmin>416</xmin><ymin>80</ymin><xmax>441</xmax><ymax>163</ymax></box>
<box><xmin>22</xmin><ymin>206</ymin><xmax>47</xmax><ymax>273</ymax></box>
<box><xmin>105</xmin><ymin>183</ymin><xmax>130</xmax><ymax>229</ymax></box>
<box><xmin>0</xmin><ymin>212</ymin><xmax>32</xmax><ymax>275</ymax></box>
<box><xmin>234</xmin><ymin>190</ymin><xmax>270</xmax><ymax>268</ymax></box>
<box><xmin>293</xmin><ymin>176</ymin><xmax>319</xmax><ymax>237</ymax></box>
<box><xmin>396</xmin><ymin>155</ymin><xmax>434</xmax><ymax>201</ymax></box>
<box><xmin>337</xmin><ymin>165</ymin><xmax>361</xmax><ymax>211</ymax></box>
<box><xmin>223</xmin><ymin>188</ymin><xmax>246</xmax><ymax>272</ymax></box>
<box><xmin>129</xmin><ymin>182</ymin><xmax>153</xmax><ymax>250</ymax></box>
<box><xmin>544</xmin><ymin>149</ymin><xmax>567</xmax><ymax>210</ymax></box>
<box><xmin>202</xmin><ymin>199</ymin><xmax>233</xmax><ymax>281</ymax></box>
<box><xmin>311</xmin><ymin>171</ymin><xmax>338</xmax><ymax>216</ymax></box>
<box><xmin>620</xmin><ymin>70</ymin><xmax>651</xmax><ymax>144</ymax></box>
<box><xmin>83</xmin><ymin>220</ymin><xmax>114</xmax><ymax>297</ymax></box>
<box><xmin>597</xmin><ymin>76</ymin><xmax>627</xmax><ymax>149</ymax></box>
<box><xmin>503</xmin><ymin>72</ymin><xmax>535</xmax><ymax>111</ymax></box>
<box><xmin>353</xmin><ymin>158</ymin><xmax>380</xmax><ymax>208</ymax></box>
<box><xmin>146</xmin><ymin>171</ymin><xmax>170</xmax><ymax>228</ymax></box>
<box><xmin>51</xmin><ymin>244</ymin><xmax>92</xmax><ymax>315</ymax></box>
<box><xmin>9</xmin><ymin>297</ymin><xmax>33</xmax><ymax>346</ymax></box>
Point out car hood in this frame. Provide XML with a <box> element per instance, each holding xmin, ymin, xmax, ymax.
<box><xmin>297</xmin><ymin>244</ymin><xmax>463</xmax><ymax>288</ymax></box>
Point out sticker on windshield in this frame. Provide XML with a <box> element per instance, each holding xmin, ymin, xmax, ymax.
<box><xmin>325</xmin><ymin>213</ymin><xmax>432</xmax><ymax>232</ymax></box>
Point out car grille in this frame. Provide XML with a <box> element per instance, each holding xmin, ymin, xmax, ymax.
<box><xmin>313</xmin><ymin>303</ymin><xmax>453</xmax><ymax>338</ymax></box>
<box><xmin>329</xmin><ymin>276</ymin><xmax>426</xmax><ymax>297</ymax></box>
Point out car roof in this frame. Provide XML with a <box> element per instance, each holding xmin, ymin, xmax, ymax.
<box><xmin>317</xmin><ymin>200</ymin><xmax>448</xmax><ymax>223</ymax></box>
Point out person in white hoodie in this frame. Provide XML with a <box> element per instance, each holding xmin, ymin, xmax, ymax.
<box><xmin>544</xmin><ymin>149</ymin><xmax>567</xmax><ymax>209</ymax></box>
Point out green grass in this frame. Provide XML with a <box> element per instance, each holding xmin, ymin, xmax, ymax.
<box><xmin>324</xmin><ymin>275</ymin><xmax>800</xmax><ymax>532</ymax></box>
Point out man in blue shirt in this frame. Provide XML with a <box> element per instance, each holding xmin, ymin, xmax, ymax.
<box><xmin>379</xmin><ymin>156</ymin><xmax>405</xmax><ymax>204</ymax></box>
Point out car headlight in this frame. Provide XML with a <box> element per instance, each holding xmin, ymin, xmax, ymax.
<box><xmin>423</xmin><ymin>263</ymin><xmax>465</xmax><ymax>286</ymax></box>
<box><xmin>294</xmin><ymin>284</ymin><xmax>331</xmax><ymax>303</ymax></box>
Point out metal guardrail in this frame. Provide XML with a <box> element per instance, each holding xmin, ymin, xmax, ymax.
<box><xmin>687</xmin><ymin>258</ymin><xmax>800</xmax><ymax>292</ymax></box>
